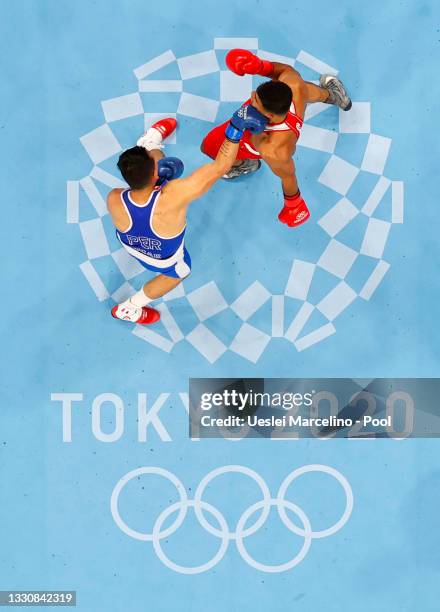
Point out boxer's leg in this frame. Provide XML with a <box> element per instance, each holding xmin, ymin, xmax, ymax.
<box><xmin>303</xmin><ymin>81</ymin><xmax>332</xmax><ymax>103</ymax></box>
<box><xmin>130</xmin><ymin>252</ymin><xmax>190</xmax><ymax>308</ymax></box>
<box><xmin>263</xmin><ymin>156</ymin><xmax>298</xmax><ymax>198</ymax></box>
<box><xmin>140</xmin><ymin>274</ymin><xmax>183</xmax><ymax>300</ymax></box>
<box><xmin>139</xmin><ymin>248</ymin><xmax>191</xmax><ymax>300</ymax></box>
<box><xmin>112</xmin><ymin>248</ymin><xmax>192</xmax><ymax>324</ymax></box>
<box><xmin>262</xmin><ymin>155</ymin><xmax>310</xmax><ymax>227</ymax></box>
<box><xmin>302</xmin><ymin>78</ymin><xmax>351</xmax><ymax>110</ymax></box>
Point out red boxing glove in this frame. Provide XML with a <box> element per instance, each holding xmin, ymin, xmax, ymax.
<box><xmin>278</xmin><ymin>192</ymin><xmax>310</xmax><ymax>228</ymax></box>
<box><xmin>226</xmin><ymin>48</ymin><xmax>273</xmax><ymax>77</ymax></box>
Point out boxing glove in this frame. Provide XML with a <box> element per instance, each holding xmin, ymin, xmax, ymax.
<box><xmin>226</xmin><ymin>48</ymin><xmax>273</xmax><ymax>77</ymax></box>
<box><xmin>225</xmin><ymin>104</ymin><xmax>268</xmax><ymax>143</ymax></box>
<box><xmin>157</xmin><ymin>156</ymin><xmax>184</xmax><ymax>181</ymax></box>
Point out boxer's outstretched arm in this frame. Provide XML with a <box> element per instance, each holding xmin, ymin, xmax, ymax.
<box><xmin>225</xmin><ymin>50</ymin><xmax>328</xmax><ymax>105</ymax></box>
<box><xmin>162</xmin><ymin>138</ymin><xmax>239</xmax><ymax>207</ymax></box>
<box><xmin>163</xmin><ymin>104</ymin><xmax>266</xmax><ymax>208</ymax></box>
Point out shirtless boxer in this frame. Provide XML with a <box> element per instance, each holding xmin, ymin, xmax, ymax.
<box><xmin>107</xmin><ymin>104</ymin><xmax>267</xmax><ymax>325</ymax></box>
<box><xmin>201</xmin><ymin>49</ymin><xmax>352</xmax><ymax>228</ymax></box>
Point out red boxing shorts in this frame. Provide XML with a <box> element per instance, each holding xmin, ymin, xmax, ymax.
<box><xmin>201</xmin><ymin>120</ymin><xmax>261</xmax><ymax>160</ymax></box>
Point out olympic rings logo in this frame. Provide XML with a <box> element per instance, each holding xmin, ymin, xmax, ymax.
<box><xmin>111</xmin><ymin>464</ymin><xmax>353</xmax><ymax>574</ymax></box>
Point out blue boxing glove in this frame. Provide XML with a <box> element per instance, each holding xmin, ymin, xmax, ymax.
<box><xmin>157</xmin><ymin>156</ymin><xmax>184</xmax><ymax>182</ymax></box>
<box><xmin>225</xmin><ymin>104</ymin><xmax>268</xmax><ymax>143</ymax></box>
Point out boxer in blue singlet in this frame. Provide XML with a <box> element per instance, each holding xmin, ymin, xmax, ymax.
<box><xmin>115</xmin><ymin>171</ymin><xmax>192</xmax><ymax>280</ymax></box>
<box><xmin>107</xmin><ymin>106</ymin><xmax>268</xmax><ymax>325</ymax></box>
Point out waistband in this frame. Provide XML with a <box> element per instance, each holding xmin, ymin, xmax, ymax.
<box><xmin>117</xmin><ymin>234</ymin><xmax>185</xmax><ymax>268</ymax></box>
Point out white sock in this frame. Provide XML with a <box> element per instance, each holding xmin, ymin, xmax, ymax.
<box><xmin>136</xmin><ymin>127</ymin><xmax>164</xmax><ymax>151</ymax></box>
<box><xmin>130</xmin><ymin>289</ymin><xmax>153</xmax><ymax>308</ymax></box>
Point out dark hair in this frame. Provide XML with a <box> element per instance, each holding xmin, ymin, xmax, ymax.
<box><xmin>256</xmin><ymin>80</ymin><xmax>293</xmax><ymax>115</ymax></box>
<box><xmin>117</xmin><ymin>146</ymin><xmax>155</xmax><ymax>189</ymax></box>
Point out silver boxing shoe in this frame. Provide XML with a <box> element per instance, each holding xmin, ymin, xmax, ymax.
<box><xmin>222</xmin><ymin>159</ymin><xmax>261</xmax><ymax>179</ymax></box>
<box><xmin>320</xmin><ymin>74</ymin><xmax>352</xmax><ymax>111</ymax></box>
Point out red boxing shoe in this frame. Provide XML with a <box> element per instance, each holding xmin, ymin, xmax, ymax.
<box><xmin>111</xmin><ymin>304</ymin><xmax>161</xmax><ymax>325</ymax></box>
<box><xmin>278</xmin><ymin>191</ymin><xmax>311</xmax><ymax>228</ymax></box>
<box><xmin>151</xmin><ymin>117</ymin><xmax>177</xmax><ymax>140</ymax></box>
